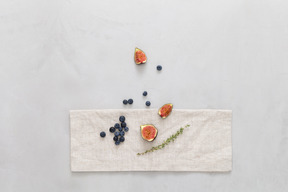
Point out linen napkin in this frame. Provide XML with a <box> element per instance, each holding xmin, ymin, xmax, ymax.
<box><xmin>70</xmin><ymin>109</ymin><xmax>232</xmax><ymax>172</ymax></box>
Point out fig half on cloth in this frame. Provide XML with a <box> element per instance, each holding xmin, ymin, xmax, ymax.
<box><xmin>140</xmin><ymin>124</ymin><xmax>158</xmax><ymax>142</ymax></box>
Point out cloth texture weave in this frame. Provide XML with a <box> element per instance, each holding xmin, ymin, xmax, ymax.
<box><xmin>70</xmin><ymin>109</ymin><xmax>232</xmax><ymax>172</ymax></box>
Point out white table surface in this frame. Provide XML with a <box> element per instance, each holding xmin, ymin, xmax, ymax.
<box><xmin>0</xmin><ymin>0</ymin><xmax>287</xmax><ymax>191</ymax></box>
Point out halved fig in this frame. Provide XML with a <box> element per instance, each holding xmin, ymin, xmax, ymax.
<box><xmin>134</xmin><ymin>48</ymin><xmax>147</xmax><ymax>64</ymax></box>
<box><xmin>140</xmin><ymin>124</ymin><xmax>158</xmax><ymax>142</ymax></box>
<box><xmin>158</xmin><ymin>103</ymin><xmax>173</xmax><ymax>119</ymax></box>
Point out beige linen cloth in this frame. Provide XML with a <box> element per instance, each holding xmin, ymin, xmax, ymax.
<box><xmin>70</xmin><ymin>109</ymin><xmax>232</xmax><ymax>172</ymax></box>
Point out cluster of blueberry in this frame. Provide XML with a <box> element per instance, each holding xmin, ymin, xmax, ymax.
<box><xmin>143</xmin><ymin>91</ymin><xmax>151</xmax><ymax>106</ymax></box>
<box><xmin>109</xmin><ymin>116</ymin><xmax>129</xmax><ymax>145</ymax></box>
<box><xmin>121</xmin><ymin>65</ymin><xmax>162</xmax><ymax>107</ymax></box>
<box><xmin>122</xmin><ymin>91</ymin><xmax>151</xmax><ymax>107</ymax></box>
<box><xmin>123</xmin><ymin>99</ymin><xmax>133</xmax><ymax>105</ymax></box>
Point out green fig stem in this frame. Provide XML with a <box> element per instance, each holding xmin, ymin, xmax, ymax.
<box><xmin>137</xmin><ymin>124</ymin><xmax>190</xmax><ymax>156</ymax></box>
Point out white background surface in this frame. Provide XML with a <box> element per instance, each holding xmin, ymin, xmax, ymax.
<box><xmin>0</xmin><ymin>0</ymin><xmax>287</xmax><ymax>191</ymax></box>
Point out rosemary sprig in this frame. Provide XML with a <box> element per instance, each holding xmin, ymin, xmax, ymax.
<box><xmin>137</xmin><ymin>124</ymin><xmax>190</xmax><ymax>155</ymax></box>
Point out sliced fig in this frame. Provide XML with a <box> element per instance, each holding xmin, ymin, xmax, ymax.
<box><xmin>134</xmin><ymin>48</ymin><xmax>147</xmax><ymax>64</ymax></box>
<box><xmin>158</xmin><ymin>103</ymin><xmax>173</xmax><ymax>119</ymax></box>
<box><xmin>140</xmin><ymin>124</ymin><xmax>158</xmax><ymax>142</ymax></box>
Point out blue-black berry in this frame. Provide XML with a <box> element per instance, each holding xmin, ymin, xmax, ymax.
<box><xmin>113</xmin><ymin>136</ymin><xmax>118</xmax><ymax>141</ymax></box>
<box><xmin>119</xmin><ymin>116</ymin><xmax>125</xmax><ymax>122</ymax></box>
<box><xmin>119</xmin><ymin>136</ymin><xmax>125</xmax><ymax>142</ymax></box>
<box><xmin>100</xmin><ymin>131</ymin><xmax>106</xmax><ymax>138</ymax></box>
<box><xmin>115</xmin><ymin>140</ymin><xmax>120</xmax><ymax>145</ymax></box>
<box><xmin>114</xmin><ymin>123</ymin><xmax>120</xmax><ymax>129</ymax></box>
<box><xmin>120</xmin><ymin>131</ymin><xmax>125</xmax><ymax>136</ymax></box>
<box><xmin>121</xmin><ymin>122</ymin><xmax>126</xmax><ymax>128</ymax></box>
<box><xmin>146</xmin><ymin>101</ymin><xmax>151</xmax><ymax>106</ymax></box>
<box><xmin>143</xmin><ymin>91</ymin><xmax>148</xmax><ymax>96</ymax></box>
<box><xmin>123</xmin><ymin>99</ymin><xmax>128</xmax><ymax>105</ymax></box>
<box><xmin>128</xmin><ymin>99</ymin><xmax>133</xmax><ymax>104</ymax></box>
<box><xmin>109</xmin><ymin>127</ymin><xmax>115</xmax><ymax>133</ymax></box>
<box><xmin>157</xmin><ymin>65</ymin><xmax>162</xmax><ymax>71</ymax></box>
<box><xmin>118</xmin><ymin>127</ymin><xmax>123</xmax><ymax>131</ymax></box>
<box><xmin>124</xmin><ymin>127</ymin><xmax>129</xmax><ymax>132</ymax></box>
<box><xmin>114</xmin><ymin>131</ymin><xmax>120</xmax><ymax>136</ymax></box>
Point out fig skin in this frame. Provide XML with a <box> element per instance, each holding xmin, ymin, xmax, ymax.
<box><xmin>140</xmin><ymin>124</ymin><xmax>158</xmax><ymax>142</ymax></box>
<box><xmin>158</xmin><ymin>103</ymin><xmax>173</xmax><ymax>119</ymax></box>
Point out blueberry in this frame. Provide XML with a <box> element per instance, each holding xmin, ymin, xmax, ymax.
<box><xmin>120</xmin><ymin>131</ymin><xmax>125</xmax><ymax>136</ymax></box>
<box><xmin>100</xmin><ymin>131</ymin><xmax>106</xmax><ymax>138</ymax></box>
<box><xmin>121</xmin><ymin>122</ymin><xmax>126</xmax><ymax>128</ymax></box>
<box><xmin>145</xmin><ymin>101</ymin><xmax>151</xmax><ymax>106</ymax></box>
<box><xmin>157</xmin><ymin>65</ymin><xmax>162</xmax><ymax>71</ymax></box>
<box><xmin>109</xmin><ymin>127</ymin><xmax>115</xmax><ymax>133</ymax></box>
<box><xmin>124</xmin><ymin>127</ymin><xmax>129</xmax><ymax>132</ymax></box>
<box><xmin>128</xmin><ymin>99</ymin><xmax>133</xmax><ymax>104</ymax></box>
<box><xmin>143</xmin><ymin>91</ymin><xmax>147</xmax><ymax>96</ymax></box>
<box><xmin>113</xmin><ymin>136</ymin><xmax>118</xmax><ymax>141</ymax></box>
<box><xmin>119</xmin><ymin>116</ymin><xmax>125</xmax><ymax>122</ymax></box>
<box><xmin>114</xmin><ymin>131</ymin><xmax>120</xmax><ymax>136</ymax></box>
<box><xmin>115</xmin><ymin>140</ymin><xmax>120</xmax><ymax>145</ymax></box>
<box><xmin>119</xmin><ymin>136</ymin><xmax>125</xmax><ymax>142</ymax></box>
<box><xmin>118</xmin><ymin>127</ymin><xmax>123</xmax><ymax>131</ymax></box>
<box><xmin>114</xmin><ymin>123</ymin><xmax>120</xmax><ymax>129</ymax></box>
<box><xmin>123</xmin><ymin>99</ymin><xmax>128</xmax><ymax>105</ymax></box>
